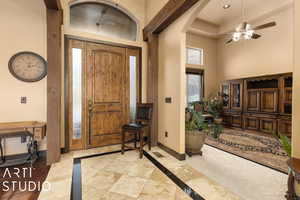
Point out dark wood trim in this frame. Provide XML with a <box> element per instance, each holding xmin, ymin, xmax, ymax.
<box><xmin>44</xmin><ymin>0</ymin><xmax>62</xmax><ymax>10</ymax></box>
<box><xmin>147</xmin><ymin>34</ymin><xmax>159</xmax><ymax>146</ymax></box>
<box><xmin>186</xmin><ymin>68</ymin><xmax>204</xmax><ymax>75</ymax></box>
<box><xmin>158</xmin><ymin>142</ymin><xmax>186</xmax><ymax>161</ymax></box>
<box><xmin>143</xmin><ymin>0</ymin><xmax>200</xmax><ymax>41</ymax></box>
<box><xmin>65</xmin><ymin>34</ymin><xmax>142</xmax><ymax>50</ymax></box>
<box><xmin>46</xmin><ymin>9</ymin><xmax>63</xmax><ymax>164</ymax></box>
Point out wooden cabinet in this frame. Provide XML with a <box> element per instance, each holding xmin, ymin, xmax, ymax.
<box><xmin>245</xmin><ymin>90</ymin><xmax>260</xmax><ymax>112</ymax></box>
<box><xmin>221</xmin><ymin>73</ymin><xmax>292</xmax><ymax>136</ymax></box>
<box><xmin>260</xmin><ymin>89</ymin><xmax>278</xmax><ymax>113</ymax></box>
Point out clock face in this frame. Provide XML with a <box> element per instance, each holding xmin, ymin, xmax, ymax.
<box><xmin>8</xmin><ymin>52</ymin><xmax>47</xmax><ymax>82</ymax></box>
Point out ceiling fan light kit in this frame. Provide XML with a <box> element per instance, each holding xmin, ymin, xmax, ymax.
<box><xmin>225</xmin><ymin>0</ymin><xmax>276</xmax><ymax>44</ymax></box>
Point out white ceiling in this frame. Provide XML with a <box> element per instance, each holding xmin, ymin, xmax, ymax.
<box><xmin>197</xmin><ymin>0</ymin><xmax>293</xmax><ymax>26</ymax></box>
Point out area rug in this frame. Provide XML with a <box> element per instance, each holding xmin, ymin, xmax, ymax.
<box><xmin>205</xmin><ymin>128</ymin><xmax>289</xmax><ymax>174</ymax></box>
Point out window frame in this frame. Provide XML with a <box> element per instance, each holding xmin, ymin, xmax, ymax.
<box><xmin>186</xmin><ymin>46</ymin><xmax>204</xmax><ymax>66</ymax></box>
<box><xmin>186</xmin><ymin>68</ymin><xmax>205</xmax><ymax>105</ymax></box>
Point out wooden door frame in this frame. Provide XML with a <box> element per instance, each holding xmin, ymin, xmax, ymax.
<box><xmin>64</xmin><ymin>35</ymin><xmax>142</xmax><ymax>151</ymax></box>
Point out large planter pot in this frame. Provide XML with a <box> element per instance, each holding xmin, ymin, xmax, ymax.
<box><xmin>185</xmin><ymin>130</ymin><xmax>206</xmax><ymax>157</ymax></box>
<box><xmin>214</xmin><ymin>118</ymin><xmax>223</xmax><ymax>124</ymax></box>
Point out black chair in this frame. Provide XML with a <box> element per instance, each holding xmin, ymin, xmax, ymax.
<box><xmin>121</xmin><ymin>103</ymin><xmax>153</xmax><ymax>158</ymax></box>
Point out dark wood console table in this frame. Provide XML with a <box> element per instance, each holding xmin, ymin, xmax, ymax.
<box><xmin>0</xmin><ymin>121</ymin><xmax>46</xmax><ymax>167</ymax></box>
<box><xmin>286</xmin><ymin>158</ymin><xmax>300</xmax><ymax>200</ymax></box>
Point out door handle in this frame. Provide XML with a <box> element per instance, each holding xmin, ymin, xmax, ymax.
<box><xmin>88</xmin><ymin>100</ymin><xmax>93</xmax><ymax>112</ymax></box>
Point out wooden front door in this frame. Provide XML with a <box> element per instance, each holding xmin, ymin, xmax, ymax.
<box><xmin>86</xmin><ymin>43</ymin><xmax>129</xmax><ymax>148</ymax></box>
<box><xmin>67</xmin><ymin>39</ymin><xmax>141</xmax><ymax>150</ymax></box>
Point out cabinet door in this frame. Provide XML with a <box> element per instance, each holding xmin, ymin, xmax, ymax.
<box><xmin>231</xmin><ymin>115</ymin><xmax>242</xmax><ymax>128</ymax></box>
<box><xmin>246</xmin><ymin>90</ymin><xmax>260</xmax><ymax>112</ymax></box>
<box><xmin>222</xmin><ymin>113</ymin><xmax>232</xmax><ymax>126</ymax></box>
<box><xmin>260</xmin><ymin>118</ymin><xmax>277</xmax><ymax>134</ymax></box>
<box><xmin>260</xmin><ymin>89</ymin><xmax>278</xmax><ymax>113</ymax></box>
<box><xmin>230</xmin><ymin>81</ymin><xmax>243</xmax><ymax>111</ymax></box>
<box><xmin>284</xmin><ymin>88</ymin><xmax>293</xmax><ymax>103</ymax></box>
<box><xmin>221</xmin><ymin>83</ymin><xmax>230</xmax><ymax>110</ymax></box>
<box><xmin>278</xmin><ymin>119</ymin><xmax>292</xmax><ymax>137</ymax></box>
<box><xmin>244</xmin><ymin>116</ymin><xmax>260</xmax><ymax>131</ymax></box>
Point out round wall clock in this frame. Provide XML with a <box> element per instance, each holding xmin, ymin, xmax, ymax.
<box><xmin>8</xmin><ymin>51</ymin><xmax>47</xmax><ymax>82</ymax></box>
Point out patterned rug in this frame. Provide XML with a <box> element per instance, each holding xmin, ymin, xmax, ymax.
<box><xmin>205</xmin><ymin>128</ymin><xmax>289</xmax><ymax>174</ymax></box>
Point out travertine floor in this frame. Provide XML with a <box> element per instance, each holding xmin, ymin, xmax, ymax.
<box><xmin>81</xmin><ymin>150</ymin><xmax>191</xmax><ymax>200</ymax></box>
<box><xmin>38</xmin><ymin>145</ymin><xmax>240</xmax><ymax>200</ymax></box>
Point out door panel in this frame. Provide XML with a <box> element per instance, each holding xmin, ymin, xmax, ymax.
<box><xmin>86</xmin><ymin>43</ymin><xmax>129</xmax><ymax>148</ymax></box>
<box><xmin>246</xmin><ymin>90</ymin><xmax>260</xmax><ymax>112</ymax></box>
<box><xmin>260</xmin><ymin>89</ymin><xmax>278</xmax><ymax>113</ymax></box>
<box><xmin>220</xmin><ymin>82</ymin><xmax>230</xmax><ymax>110</ymax></box>
<box><xmin>230</xmin><ymin>81</ymin><xmax>243</xmax><ymax>111</ymax></box>
<box><xmin>231</xmin><ymin>115</ymin><xmax>242</xmax><ymax>128</ymax></box>
<box><xmin>260</xmin><ymin>118</ymin><xmax>277</xmax><ymax>134</ymax></box>
<box><xmin>278</xmin><ymin>118</ymin><xmax>292</xmax><ymax>137</ymax></box>
<box><xmin>244</xmin><ymin>116</ymin><xmax>260</xmax><ymax>131</ymax></box>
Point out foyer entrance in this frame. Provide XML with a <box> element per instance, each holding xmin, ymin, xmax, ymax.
<box><xmin>66</xmin><ymin>38</ymin><xmax>141</xmax><ymax>150</ymax></box>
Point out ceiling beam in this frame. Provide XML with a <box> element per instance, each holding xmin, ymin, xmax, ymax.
<box><xmin>44</xmin><ymin>0</ymin><xmax>62</xmax><ymax>10</ymax></box>
<box><xmin>143</xmin><ymin>0</ymin><xmax>200</xmax><ymax>41</ymax></box>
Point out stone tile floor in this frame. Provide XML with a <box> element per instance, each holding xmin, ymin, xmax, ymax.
<box><xmin>38</xmin><ymin>145</ymin><xmax>240</xmax><ymax>200</ymax></box>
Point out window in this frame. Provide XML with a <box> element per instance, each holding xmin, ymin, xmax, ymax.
<box><xmin>70</xmin><ymin>2</ymin><xmax>138</xmax><ymax>41</ymax></box>
<box><xmin>129</xmin><ymin>56</ymin><xmax>137</xmax><ymax>121</ymax></box>
<box><xmin>72</xmin><ymin>48</ymin><xmax>82</xmax><ymax>139</ymax></box>
<box><xmin>186</xmin><ymin>69</ymin><xmax>204</xmax><ymax>105</ymax></box>
<box><xmin>186</xmin><ymin>47</ymin><xmax>203</xmax><ymax>65</ymax></box>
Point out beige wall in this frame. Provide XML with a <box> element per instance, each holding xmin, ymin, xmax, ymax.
<box><xmin>186</xmin><ymin>33</ymin><xmax>218</xmax><ymax>97</ymax></box>
<box><xmin>217</xmin><ymin>6</ymin><xmax>293</xmax><ymax>81</ymax></box>
<box><xmin>293</xmin><ymin>0</ymin><xmax>300</xmax><ymax>194</ymax></box>
<box><xmin>157</xmin><ymin>1</ymin><xmax>207</xmax><ymax>154</ymax></box>
<box><xmin>145</xmin><ymin>0</ymin><xmax>169</xmax><ymax>24</ymax></box>
<box><xmin>293</xmin><ymin>1</ymin><xmax>300</xmax><ymax>158</ymax></box>
<box><xmin>0</xmin><ymin>0</ymin><xmax>47</xmax><ymax>155</ymax></box>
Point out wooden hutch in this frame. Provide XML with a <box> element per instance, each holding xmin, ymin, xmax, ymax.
<box><xmin>220</xmin><ymin>73</ymin><xmax>292</xmax><ymax>137</ymax></box>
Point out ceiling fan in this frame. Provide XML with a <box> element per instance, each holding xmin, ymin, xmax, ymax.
<box><xmin>225</xmin><ymin>0</ymin><xmax>276</xmax><ymax>44</ymax></box>
<box><xmin>225</xmin><ymin>21</ymin><xmax>276</xmax><ymax>44</ymax></box>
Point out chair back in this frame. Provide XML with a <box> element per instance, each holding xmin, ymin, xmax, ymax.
<box><xmin>136</xmin><ymin>103</ymin><xmax>153</xmax><ymax>125</ymax></box>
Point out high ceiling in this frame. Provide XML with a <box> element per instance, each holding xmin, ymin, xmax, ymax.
<box><xmin>197</xmin><ymin>0</ymin><xmax>293</xmax><ymax>26</ymax></box>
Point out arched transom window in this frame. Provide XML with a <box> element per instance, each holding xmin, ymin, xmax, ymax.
<box><xmin>70</xmin><ymin>2</ymin><xmax>138</xmax><ymax>41</ymax></box>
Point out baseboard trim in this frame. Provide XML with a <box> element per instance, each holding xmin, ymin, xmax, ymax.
<box><xmin>157</xmin><ymin>142</ymin><xmax>186</xmax><ymax>161</ymax></box>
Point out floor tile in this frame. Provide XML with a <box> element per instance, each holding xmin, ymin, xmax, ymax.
<box><xmin>109</xmin><ymin>175</ymin><xmax>147</xmax><ymax>198</ymax></box>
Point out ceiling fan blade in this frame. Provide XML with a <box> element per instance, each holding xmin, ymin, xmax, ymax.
<box><xmin>253</xmin><ymin>22</ymin><xmax>276</xmax><ymax>30</ymax></box>
<box><xmin>226</xmin><ymin>38</ymin><xmax>233</xmax><ymax>44</ymax></box>
<box><xmin>252</xmin><ymin>33</ymin><xmax>261</xmax><ymax>39</ymax></box>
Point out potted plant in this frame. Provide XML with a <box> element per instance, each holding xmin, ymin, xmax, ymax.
<box><xmin>206</xmin><ymin>94</ymin><xmax>224</xmax><ymax>124</ymax></box>
<box><xmin>185</xmin><ymin>105</ymin><xmax>209</xmax><ymax>157</ymax></box>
